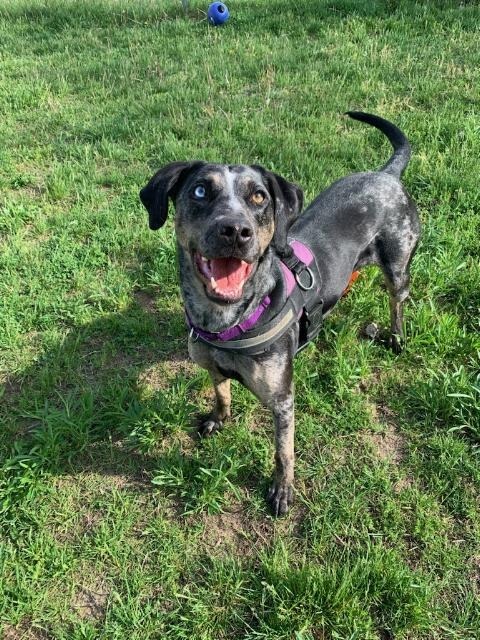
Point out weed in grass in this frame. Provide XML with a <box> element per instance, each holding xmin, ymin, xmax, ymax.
<box><xmin>407</xmin><ymin>363</ymin><xmax>480</xmax><ymax>439</ymax></box>
<box><xmin>152</xmin><ymin>448</ymin><xmax>243</xmax><ymax>515</ymax></box>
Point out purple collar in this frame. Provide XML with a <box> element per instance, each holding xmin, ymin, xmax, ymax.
<box><xmin>186</xmin><ymin>240</ymin><xmax>314</xmax><ymax>342</ymax></box>
<box><xmin>186</xmin><ymin>295</ymin><xmax>271</xmax><ymax>342</ymax></box>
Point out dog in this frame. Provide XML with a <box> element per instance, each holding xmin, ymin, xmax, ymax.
<box><xmin>139</xmin><ymin>112</ymin><xmax>420</xmax><ymax>516</ymax></box>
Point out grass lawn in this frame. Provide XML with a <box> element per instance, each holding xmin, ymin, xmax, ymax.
<box><xmin>1</xmin><ymin>0</ymin><xmax>479</xmax><ymax>637</ymax></box>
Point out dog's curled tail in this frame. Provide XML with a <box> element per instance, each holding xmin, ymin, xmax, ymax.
<box><xmin>345</xmin><ymin>111</ymin><xmax>411</xmax><ymax>178</ymax></box>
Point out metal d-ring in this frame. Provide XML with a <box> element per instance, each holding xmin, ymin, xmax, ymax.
<box><xmin>189</xmin><ymin>327</ymin><xmax>199</xmax><ymax>342</ymax></box>
<box><xmin>295</xmin><ymin>266</ymin><xmax>315</xmax><ymax>291</ymax></box>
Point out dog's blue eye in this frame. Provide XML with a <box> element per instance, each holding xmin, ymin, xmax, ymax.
<box><xmin>194</xmin><ymin>185</ymin><xmax>206</xmax><ymax>199</ymax></box>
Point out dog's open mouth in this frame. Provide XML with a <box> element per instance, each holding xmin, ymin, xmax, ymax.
<box><xmin>194</xmin><ymin>252</ymin><xmax>254</xmax><ymax>303</ymax></box>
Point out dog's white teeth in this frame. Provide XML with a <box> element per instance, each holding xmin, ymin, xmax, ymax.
<box><xmin>201</xmin><ymin>256</ymin><xmax>208</xmax><ymax>262</ymax></box>
<box><xmin>210</xmin><ymin>276</ymin><xmax>217</xmax><ymax>291</ymax></box>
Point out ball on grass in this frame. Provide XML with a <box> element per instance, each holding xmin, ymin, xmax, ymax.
<box><xmin>207</xmin><ymin>2</ymin><xmax>230</xmax><ymax>26</ymax></box>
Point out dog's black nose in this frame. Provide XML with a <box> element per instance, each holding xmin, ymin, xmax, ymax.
<box><xmin>219</xmin><ymin>222</ymin><xmax>253</xmax><ymax>247</ymax></box>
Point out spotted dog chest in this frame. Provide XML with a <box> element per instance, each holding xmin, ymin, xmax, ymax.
<box><xmin>188</xmin><ymin>336</ymin><xmax>293</xmax><ymax>408</ymax></box>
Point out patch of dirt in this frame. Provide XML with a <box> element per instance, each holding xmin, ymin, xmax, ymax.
<box><xmin>376</xmin><ymin>403</ymin><xmax>399</xmax><ymax>424</ymax></box>
<box><xmin>363</xmin><ymin>423</ymin><xmax>405</xmax><ymax>465</ymax></box>
<box><xmin>2</xmin><ymin>622</ymin><xmax>51</xmax><ymax>640</ymax></box>
<box><xmin>137</xmin><ymin>353</ymin><xmax>194</xmax><ymax>392</ymax></box>
<box><xmin>393</xmin><ymin>476</ymin><xmax>413</xmax><ymax>493</ymax></box>
<box><xmin>1</xmin><ymin>376</ymin><xmax>24</xmax><ymax>405</ymax></box>
<box><xmin>198</xmin><ymin>495</ymin><xmax>306</xmax><ymax>556</ymax></box>
<box><xmin>361</xmin><ymin>402</ymin><xmax>407</xmax><ymax>466</ymax></box>
<box><xmin>50</xmin><ymin>508</ymin><xmax>104</xmax><ymax>545</ymax></box>
<box><xmin>167</xmin><ymin>350</ymin><xmax>193</xmax><ymax>370</ymax></box>
<box><xmin>49</xmin><ymin>446</ymin><xmax>156</xmax><ymax>543</ymax></box>
<box><xmin>358</xmin><ymin>367</ymin><xmax>385</xmax><ymax>393</ymax></box>
<box><xmin>71</xmin><ymin>573</ymin><xmax>109</xmax><ymax>622</ymax></box>
<box><xmin>64</xmin><ymin>438</ymin><xmax>154</xmax><ymax>479</ymax></box>
<box><xmin>133</xmin><ymin>289</ymin><xmax>157</xmax><ymax>314</ymax></box>
<box><xmin>246</xmin><ymin>405</ymin><xmax>271</xmax><ymax>433</ymax></box>
<box><xmin>469</xmin><ymin>555</ymin><xmax>480</xmax><ymax>594</ymax></box>
<box><xmin>157</xmin><ymin>426</ymin><xmax>196</xmax><ymax>455</ymax></box>
<box><xmin>87</xmin><ymin>470</ymin><xmax>131</xmax><ymax>490</ymax></box>
<box><xmin>56</xmin><ymin>456</ymin><xmax>153</xmax><ymax>495</ymax></box>
<box><xmin>79</xmin><ymin>334</ymin><xmax>154</xmax><ymax>379</ymax></box>
<box><xmin>402</xmin><ymin>533</ymin><xmax>422</xmax><ymax>570</ymax></box>
<box><xmin>201</xmin><ymin>507</ymin><xmax>255</xmax><ymax>556</ymax></box>
<box><xmin>18</xmin><ymin>184</ymin><xmax>45</xmax><ymax>200</ymax></box>
<box><xmin>80</xmin><ymin>510</ymin><xmax>104</xmax><ymax>534</ymax></box>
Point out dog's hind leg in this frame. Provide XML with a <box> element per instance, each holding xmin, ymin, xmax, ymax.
<box><xmin>386</xmin><ymin>277</ymin><xmax>409</xmax><ymax>353</ymax></box>
<box><xmin>377</xmin><ymin>233</ymin><xmax>418</xmax><ymax>353</ymax></box>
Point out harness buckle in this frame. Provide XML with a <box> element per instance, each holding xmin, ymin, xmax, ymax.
<box><xmin>295</xmin><ymin>266</ymin><xmax>315</xmax><ymax>291</ymax></box>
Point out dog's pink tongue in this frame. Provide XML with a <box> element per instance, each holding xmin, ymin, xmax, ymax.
<box><xmin>210</xmin><ymin>258</ymin><xmax>248</xmax><ymax>295</ymax></box>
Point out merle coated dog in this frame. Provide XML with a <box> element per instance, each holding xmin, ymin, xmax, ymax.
<box><xmin>140</xmin><ymin>112</ymin><xmax>420</xmax><ymax>516</ymax></box>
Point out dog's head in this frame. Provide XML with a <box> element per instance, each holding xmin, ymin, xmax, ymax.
<box><xmin>140</xmin><ymin>162</ymin><xmax>303</xmax><ymax>304</ymax></box>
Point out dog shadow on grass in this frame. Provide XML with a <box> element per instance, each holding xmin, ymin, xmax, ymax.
<box><xmin>1</xmin><ymin>286</ymin><xmax>276</xmax><ymax>519</ymax></box>
<box><xmin>1</xmin><ymin>292</ymin><xmax>192</xmax><ymax>487</ymax></box>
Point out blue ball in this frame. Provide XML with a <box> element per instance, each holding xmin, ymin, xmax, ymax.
<box><xmin>207</xmin><ymin>2</ymin><xmax>230</xmax><ymax>25</ymax></box>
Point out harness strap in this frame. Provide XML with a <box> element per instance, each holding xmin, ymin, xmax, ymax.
<box><xmin>190</xmin><ymin>299</ymin><xmax>299</xmax><ymax>355</ymax></box>
<box><xmin>186</xmin><ymin>295</ymin><xmax>271</xmax><ymax>342</ymax></box>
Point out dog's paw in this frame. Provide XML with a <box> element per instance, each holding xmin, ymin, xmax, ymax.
<box><xmin>197</xmin><ymin>414</ymin><xmax>223</xmax><ymax>438</ymax></box>
<box><xmin>388</xmin><ymin>334</ymin><xmax>403</xmax><ymax>354</ymax></box>
<box><xmin>361</xmin><ymin>322</ymin><xmax>380</xmax><ymax>341</ymax></box>
<box><xmin>361</xmin><ymin>324</ymin><xmax>404</xmax><ymax>354</ymax></box>
<box><xmin>267</xmin><ymin>479</ymin><xmax>294</xmax><ymax>517</ymax></box>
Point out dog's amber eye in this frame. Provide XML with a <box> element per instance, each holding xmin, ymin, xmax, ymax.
<box><xmin>251</xmin><ymin>191</ymin><xmax>266</xmax><ymax>205</ymax></box>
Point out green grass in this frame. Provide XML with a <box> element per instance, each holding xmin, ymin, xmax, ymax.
<box><xmin>1</xmin><ymin>0</ymin><xmax>479</xmax><ymax>637</ymax></box>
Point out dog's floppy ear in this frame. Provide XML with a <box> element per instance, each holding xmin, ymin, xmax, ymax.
<box><xmin>253</xmin><ymin>166</ymin><xmax>304</xmax><ymax>257</ymax></box>
<box><xmin>140</xmin><ymin>161</ymin><xmax>205</xmax><ymax>230</ymax></box>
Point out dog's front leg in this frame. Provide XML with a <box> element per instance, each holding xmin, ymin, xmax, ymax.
<box><xmin>198</xmin><ymin>373</ymin><xmax>231</xmax><ymax>436</ymax></box>
<box><xmin>267</xmin><ymin>385</ymin><xmax>295</xmax><ymax>517</ymax></box>
<box><xmin>189</xmin><ymin>339</ymin><xmax>231</xmax><ymax>437</ymax></box>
